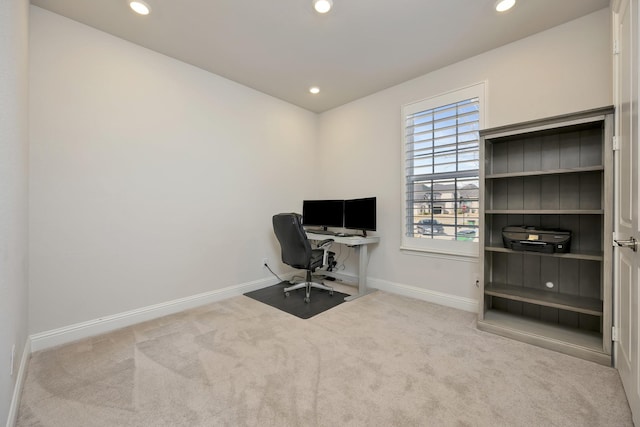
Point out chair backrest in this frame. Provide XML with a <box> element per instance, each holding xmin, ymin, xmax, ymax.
<box><xmin>272</xmin><ymin>213</ymin><xmax>312</xmax><ymax>269</ymax></box>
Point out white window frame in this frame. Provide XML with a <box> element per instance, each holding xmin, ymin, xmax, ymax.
<box><xmin>400</xmin><ymin>82</ymin><xmax>485</xmax><ymax>258</ymax></box>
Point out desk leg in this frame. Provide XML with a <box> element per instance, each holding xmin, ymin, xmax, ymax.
<box><xmin>344</xmin><ymin>244</ymin><xmax>376</xmax><ymax>301</ymax></box>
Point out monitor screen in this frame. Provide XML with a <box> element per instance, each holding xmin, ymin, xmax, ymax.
<box><xmin>302</xmin><ymin>200</ymin><xmax>344</xmax><ymax>229</ymax></box>
<box><xmin>344</xmin><ymin>197</ymin><xmax>376</xmax><ymax>232</ymax></box>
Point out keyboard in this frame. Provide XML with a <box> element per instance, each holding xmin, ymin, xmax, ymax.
<box><xmin>306</xmin><ymin>229</ymin><xmax>358</xmax><ymax>238</ymax></box>
<box><xmin>306</xmin><ymin>229</ymin><xmax>337</xmax><ymax>235</ymax></box>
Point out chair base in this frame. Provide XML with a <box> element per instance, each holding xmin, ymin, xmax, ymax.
<box><xmin>284</xmin><ymin>271</ymin><xmax>334</xmax><ymax>303</ymax></box>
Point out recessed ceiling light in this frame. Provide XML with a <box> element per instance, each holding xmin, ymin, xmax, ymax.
<box><xmin>313</xmin><ymin>0</ymin><xmax>333</xmax><ymax>14</ymax></box>
<box><xmin>309</xmin><ymin>87</ymin><xmax>320</xmax><ymax>94</ymax></box>
<box><xmin>129</xmin><ymin>0</ymin><xmax>151</xmax><ymax>15</ymax></box>
<box><xmin>495</xmin><ymin>0</ymin><xmax>515</xmax><ymax>12</ymax></box>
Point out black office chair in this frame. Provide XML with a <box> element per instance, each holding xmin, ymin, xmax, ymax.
<box><xmin>272</xmin><ymin>213</ymin><xmax>335</xmax><ymax>303</ymax></box>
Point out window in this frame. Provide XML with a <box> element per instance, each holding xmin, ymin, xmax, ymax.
<box><xmin>401</xmin><ymin>83</ymin><xmax>484</xmax><ymax>257</ymax></box>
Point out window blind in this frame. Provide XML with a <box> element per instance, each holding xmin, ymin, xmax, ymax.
<box><xmin>404</xmin><ymin>97</ymin><xmax>480</xmax><ymax>241</ymax></box>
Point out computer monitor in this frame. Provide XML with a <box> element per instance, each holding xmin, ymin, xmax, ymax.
<box><xmin>302</xmin><ymin>199</ymin><xmax>344</xmax><ymax>230</ymax></box>
<box><xmin>344</xmin><ymin>197</ymin><xmax>376</xmax><ymax>236</ymax></box>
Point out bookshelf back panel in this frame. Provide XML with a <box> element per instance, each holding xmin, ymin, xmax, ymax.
<box><xmin>487</xmin><ymin>123</ymin><xmax>603</xmax><ymax>175</ymax></box>
<box><xmin>486</xmin><ymin>172</ymin><xmax>602</xmax><ymax>211</ymax></box>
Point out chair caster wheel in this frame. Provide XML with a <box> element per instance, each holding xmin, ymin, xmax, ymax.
<box><xmin>304</xmin><ymin>297</ymin><xmax>310</xmax><ymax>303</ymax></box>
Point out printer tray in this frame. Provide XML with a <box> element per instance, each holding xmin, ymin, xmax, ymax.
<box><xmin>502</xmin><ymin>226</ymin><xmax>571</xmax><ymax>253</ymax></box>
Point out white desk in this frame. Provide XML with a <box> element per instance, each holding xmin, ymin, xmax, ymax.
<box><xmin>306</xmin><ymin>231</ymin><xmax>380</xmax><ymax>301</ymax></box>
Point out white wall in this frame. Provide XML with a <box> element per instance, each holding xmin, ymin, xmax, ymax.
<box><xmin>317</xmin><ymin>9</ymin><xmax>612</xmax><ymax>303</ymax></box>
<box><xmin>0</xmin><ymin>0</ymin><xmax>29</xmax><ymax>423</ymax></box>
<box><xmin>29</xmin><ymin>7</ymin><xmax>319</xmax><ymax>334</ymax></box>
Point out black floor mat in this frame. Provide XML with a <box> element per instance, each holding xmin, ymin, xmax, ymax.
<box><xmin>244</xmin><ymin>281</ymin><xmax>348</xmax><ymax>319</ymax></box>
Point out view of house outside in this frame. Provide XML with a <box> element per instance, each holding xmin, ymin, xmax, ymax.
<box><xmin>409</xmin><ymin>178</ymin><xmax>479</xmax><ymax>242</ymax></box>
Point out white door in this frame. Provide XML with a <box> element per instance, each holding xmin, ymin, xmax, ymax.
<box><xmin>614</xmin><ymin>0</ymin><xmax>640</xmax><ymax>424</ymax></box>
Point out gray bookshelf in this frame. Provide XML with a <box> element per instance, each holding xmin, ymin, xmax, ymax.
<box><xmin>477</xmin><ymin>107</ymin><xmax>614</xmax><ymax>365</ymax></box>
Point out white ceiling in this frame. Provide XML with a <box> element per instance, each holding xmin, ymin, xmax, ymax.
<box><xmin>30</xmin><ymin>0</ymin><xmax>609</xmax><ymax>113</ymax></box>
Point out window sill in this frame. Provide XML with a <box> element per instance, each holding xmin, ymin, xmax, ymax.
<box><xmin>400</xmin><ymin>245</ymin><xmax>479</xmax><ymax>263</ymax></box>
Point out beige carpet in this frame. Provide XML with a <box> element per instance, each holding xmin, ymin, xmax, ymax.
<box><xmin>16</xmin><ymin>290</ymin><xmax>632</xmax><ymax>426</ymax></box>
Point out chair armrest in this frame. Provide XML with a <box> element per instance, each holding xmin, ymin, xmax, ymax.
<box><xmin>317</xmin><ymin>238</ymin><xmax>334</xmax><ymax>249</ymax></box>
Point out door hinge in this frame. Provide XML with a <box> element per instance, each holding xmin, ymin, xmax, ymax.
<box><xmin>613</xmin><ymin>136</ymin><xmax>620</xmax><ymax>151</ymax></box>
<box><xmin>614</xmin><ymin>39</ymin><xmax>620</xmax><ymax>55</ymax></box>
<box><xmin>612</xmin><ymin>326</ymin><xmax>619</xmax><ymax>342</ymax></box>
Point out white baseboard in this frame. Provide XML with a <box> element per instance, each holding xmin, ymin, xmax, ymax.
<box><xmin>318</xmin><ymin>272</ymin><xmax>478</xmax><ymax>313</ymax></box>
<box><xmin>30</xmin><ymin>276</ymin><xmax>284</xmax><ymax>352</ymax></box>
<box><xmin>6</xmin><ymin>338</ymin><xmax>31</xmax><ymax>427</ymax></box>
<box><xmin>368</xmin><ymin>277</ymin><xmax>479</xmax><ymax>313</ymax></box>
<box><xmin>28</xmin><ymin>273</ymin><xmax>478</xmax><ymax>353</ymax></box>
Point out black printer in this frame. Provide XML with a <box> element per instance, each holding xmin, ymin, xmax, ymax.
<box><xmin>502</xmin><ymin>226</ymin><xmax>571</xmax><ymax>253</ymax></box>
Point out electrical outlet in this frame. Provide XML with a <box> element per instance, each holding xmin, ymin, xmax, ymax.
<box><xmin>10</xmin><ymin>344</ymin><xmax>15</xmax><ymax>376</ymax></box>
<box><xmin>262</xmin><ymin>258</ymin><xmax>268</xmax><ymax>268</ymax></box>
